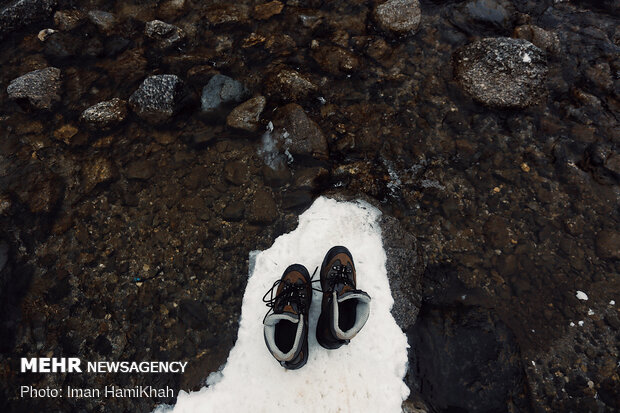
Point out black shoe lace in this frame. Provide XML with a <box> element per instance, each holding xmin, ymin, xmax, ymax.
<box><xmin>326</xmin><ymin>264</ymin><xmax>354</xmax><ymax>292</ymax></box>
<box><xmin>262</xmin><ymin>267</ymin><xmax>322</xmax><ymax>323</ymax></box>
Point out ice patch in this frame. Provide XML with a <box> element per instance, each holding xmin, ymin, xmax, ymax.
<box><xmin>155</xmin><ymin>197</ymin><xmax>409</xmax><ymax>413</ymax></box>
<box><xmin>576</xmin><ymin>291</ymin><xmax>588</xmax><ymax>301</ymax></box>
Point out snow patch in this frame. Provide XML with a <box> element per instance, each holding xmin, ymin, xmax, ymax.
<box><xmin>578</xmin><ymin>320</ymin><xmax>584</xmax><ymax>327</ymax></box>
<box><xmin>610</xmin><ymin>300</ymin><xmax>615</xmax><ymax>306</ymax></box>
<box><xmin>587</xmin><ymin>309</ymin><xmax>594</xmax><ymax>316</ymax></box>
<box><xmin>522</xmin><ymin>53</ymin><xmax>532</xmax><ymax>63</ymax></box>
<box><xmin>576</xmin><ymin>291</ymin><xmax>588</xmax><ymax>301</ymax></box>
<box><xmin>155</xmin><ymin>197</ymin><xmax>409</xmax><ymax>413</ymax></box>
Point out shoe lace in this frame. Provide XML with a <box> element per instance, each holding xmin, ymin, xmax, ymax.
<box><xmin>326</xmin><ymin>264</ymin><xmax>354</xmax><ymax>292</ymax></box>
<box><xmin>262</xmin><ymin>267</ymin><xmax>322</xmax><ymax>323</ymax></box>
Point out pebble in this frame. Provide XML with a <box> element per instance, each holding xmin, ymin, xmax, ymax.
<box><xmin>129</xmin><ymin>74</ymin><xmax>185</xmax><ymax>124</ymax></box>
<box><xmin>226</xmin><ymin>95</ymin><xmax>266</xmax><ymax>132</ymax></box>
<box><xmin>373</xmin><ymin>0</ymin><xmax>421</xmax><ymax>35</ymax></box>
<box><xmin>513</xmin><ymin>25</ymin><xmax>561</xmax><ymax>55</ymax></box>
<box><xmin>201</xmin><ymin>74</ymin><xmax>247</xmax><ymax>114</ymax></box>
<box><xmin>450</xmin><ymin>0</ymin><xmax>515</xmax><ymax>35</ymax></box>
<box><xmin>248</xmin><ymin>189</ymin><xmax>277</xmax><ymax>224</ymax></box>
<box><xmin>87</xmin><ymin>10</ymin><xmax>115</xmax><ymax>34</ymax></box>
<box><xmin>54</xmin><ymin>9</ymin><xmax>85</xmax><ymax>31</ymax></box>
<box><xmin>264</xmin><ymin>68</ymin><xmax>317</xmax><ymax>102</ymax></box>
<box><xmin>144</xmin><ymin>20</ymin><xmax>185</xmax><ymax>49</ymax></box>
<box><xmin>453</xmin><ymin>37</ymin><xmax>548</xmax><ymax>108</ymax></box>
<box><xmin>6</xmin><ymin>67</ymin><xmax>62</xmax><ymax>110</ymax></box>
<box><xmin>82</xmin><ymin>157</ymin><xmax>117</xmax><ymax>193</ymax></box>
<box><xmin>81</xmin><ymin>98</ymin><xmax>127</xmax><ymax>128</ymax></box>
<box><xmin>253</xmin><ymin>1</ymin><xmax>283</xmax><ymax>20</ymax></box>
<box><xmin>273</xmin><ymin>103</ymin><xmax>328</xmax><ymax>159</ymax></box>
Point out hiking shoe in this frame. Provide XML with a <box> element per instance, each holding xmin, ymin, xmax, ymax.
<box><xmin>316</xmin><ymin>246</ymin><xmax>371</xmax><ymax>349</ymax></box>
<box><xmin>262</xmin><ymin>264</ymin><xmax>312</xmax><ymax>369</ymax></box>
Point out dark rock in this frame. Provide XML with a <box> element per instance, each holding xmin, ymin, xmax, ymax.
<box><xmin>6</xmin><ymin>67</ymin><xmax>62</xmax><ymax>110</ymax></box>
<box><xmin>0</xmin><ymin>0</ymin><xmax>56</xmax><ymax>37</ymax></box>
<box><xmin>204</xmin><ymin>4</ymin><xmax>249</xmax><ymax>26</ymax></box>
<box><xmin>513</xmin><ymin>25</ymin><xmax>561</xmax><ymax>55</ymax></box>
<box><xmin>454</xmin><ymin>37</ymin><xmax>548</xmax><ymax>108</ymax></box>
<box><xmin>178</xmin><ymin>299</ymin><xmax>209</xmax><ymax>329</ymax></box>
<box><xmin>311</xmin><ymin>45</ymin><xmax>360</xmax><ymax>75</ymax></box>
<box><xmin>272</xmin><ymin>103</ymin><xmax>328</xmax><ymax>159</ymax></box>
<box><xmin>248</xmin><ymin>189</ymin><xmax>277</xmax><ymax>224</ymax></box>
<box><xmin>281</xmin><ymin>190</ymin><xmax>312</xmax><ymax>210</ymax></box>
<box><xmin>0</xmin><ymin>241</ymin><xmax>7</xmax><ymax>273</ymax></box>
<box><xmin>224</xmin><ymin>161</ymin><xmax>248</xmax><ymax>186</ymax></box>
<box><xmin>82</xmin><ymin>157</ymin><xmax>117</xmax><ymax>193</ymax></box>
<box><xmin>129</xmin><ymin>75</ymin><xmax>185</xmax><ymax>124</ymax></box>
<box><xmin>222</xmin><ymin>201</ymin><xmax>245</xmax><ymax>221</ymax></box>
<box><xmin>410</xmin><ymin>306</ymin><xmax>528</xmax><ymax>412</ymax></box>
<box><xmin>144</xmin><ymin>20</ymin><xmax>185</xmax><ymax>49</ymax></box>
<box><xmin>450</xmin><ymin>0</ymin><xmax>516</xmax><ymax>35</ymax></box>
<box><xmin>293</xmin><ymin>167</ymin><xmax>328</xmax><ymax>190</ymax></box>
<box><xmin>87</xmin><ymin>10</ymin><xmax>115</xmax><ymax>34</ymax></box>
<box><xmin>262</xmin><ymin>164</ymin><xmax>291</xmax><ymax>187</ymax></box>
<box><xmin>126</xmin><ymin>160</ymin><xmax>155</xmax><ymax>180</ymax></box>
<box><xmin>483</xmin><ymin>215</ymin><xmax>510</xmax><ymax>248</ymax></box>
<box><xmin>201</xmin><ymin>74</ymin><xmax>247</xmax><ymax>115</ymax></box>
<box><xmin>595</xmin><ymin>230</ymin><xmax>619</xmax><ymax>260</ymax></box>
<box><xmin>253</xmin><ymin>1</ymin><xmax>283</xmax><ymax>20</ymax></box>
<box><xmin>264</xmin><ymin>68</ymin><xmax>317</xmax><ymax>102</ymax></box>
<box><xmin>226</xmin><ymin>96</ymin><xmax>266</xmax><ymax>132</ymax></box>
<box><xmin>53</xmin><ymin>9</ymin><xmax>84</xmax><ymax>31</ymax></box>
<box><xmin>373</xmin><ymin>0</ymin><xmax>421</xmax><ymax>35</ymax></box>
<box><xmin>52</xmin><ymin>124</ymin><xmax>78</xmax><ymax>144</ymax></box>
<box><xmin>43</xmin><ymin>31</ymin><xmax>82</xmax><ymax>58</ymax></box>
<box><xmin>380</xmin><ymin>214</ymin><xmax>425</xmax><ymax>330</ymax></box>
<box><xmin>17</xmin><ymin>172</ymin><xmax>63</xmax><ymax>214</ymax></box>
<box><xmin>81</xmin><ymin>98</ymin><xmax>127</xmax><ymax>128</ymax></box>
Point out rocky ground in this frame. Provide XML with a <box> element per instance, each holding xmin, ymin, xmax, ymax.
<box><xmin>0</xmin><ymin>0</ymin><xmax>618</xmax><ymax>412</ymax></box>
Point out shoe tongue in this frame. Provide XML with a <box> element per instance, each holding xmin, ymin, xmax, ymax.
<box><xmin>281</xmin><ymin>304</ymin><xmax>299</xmax><ymax>315</ymax></box>
<box><xmin>333</xmin><ymin>283</ymin><xmax>354</xmax><ymax>297</ymax></box>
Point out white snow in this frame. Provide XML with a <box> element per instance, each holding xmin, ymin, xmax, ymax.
<box><xmin>578</xmin><ymin>320</ymin><xmax>584</xmax><ymax>327</ymax></box>
<box><xmin>569</xmin><ymin>322</ymin><xmax>575</xmax><ymax>327</ymax></box>
<box><xmin>587</xmin><ymin>309</ymin><xmax>594</xmax><ymax>316</ymax></box>
<box><xmin>155</xmin><ymin>197</ymin><xmax>409</xmax><ymax>413</ymax></box>
<box><xmin>610</xmin><ymin>300</ymin><xmax>615</xmax><ymax>306</ymax></box>
<box><xmin>576</xmin><ymin>291</ymin><xmax>588</xmax><ymax>301</ymax></box>
<box><xmin>522</xmin><ymin>53</ymin><xmax>532</xmax><ymax>63</ymax></box>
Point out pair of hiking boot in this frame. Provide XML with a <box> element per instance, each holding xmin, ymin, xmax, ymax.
<box><xmin>262</xmin><ymin>246</ymin><xmax>371</xmax><ymax>369</ymax></box>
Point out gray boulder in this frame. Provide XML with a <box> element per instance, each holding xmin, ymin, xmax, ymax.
<box><xmin>0</xmin><ymin>0</ymin><xmax>56</xmax><ymax>37</ymax></box>
<box><xmin>453</xmin><ymin>37</ymin><xmax>548</xmax><ymax>108</ymax></box>
<box><xmin>201</xmin><ymin>74</ymin><xmax>247</xmax><ymax>114</ymax></box>
<box><xmin>129</xmin><ymin>75</ymin><xmax>184</xmax><ymax>124</ymax></box>
<box><xmin>7</xmin><ymin>67</ymin><xmax>61</xmax><ymax>110</ymax></box>
<box><xmin>373</xmin><ymin>0</ymin><xmax>421</xmax><ymax>35</ymax></box>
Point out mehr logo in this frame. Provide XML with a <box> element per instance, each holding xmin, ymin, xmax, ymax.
<box><xmin>21</xmin><ymin>358</ymin><xmax>82</xmax><ymax>373</ymax></box>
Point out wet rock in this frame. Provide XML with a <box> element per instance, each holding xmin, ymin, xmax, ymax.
<box><xmin>126</xmin><ymin>160</ymin><xmax>154</xmax><ymax>180</ymax></box>
<box><xmin>380</xmin><ymin>214</ymin><xmax>424</xmax><ymax>330</ymax></box>
<box><xmin>222</xmin><ymin>201</ymin><xmax>245</xmax><ymax>221</ymax></box>
<box><xmin>224</xmin><ymin>161</ymin><xmax>248</xmax><ymax>186</ymax></box>
<box><xmin>454</xmin><ymin>37</ymin><xmax>548</xmax><ymax>108</ymax></box>
<box><xmin>226</xmin><ymin>96</ymin><xmax>266</xmax><ymax>132</ymax></box>
<box><xmin>513</xmin><ymin>25</ymin><xmax>561</xmax><ymax>55</ymax></box>
<box><xmin>264</xmin><ymin>68</ymin><xmax>317</xmax><ymax>102</ymax></box>
<box><xmin>6</xmin><ymin>67</ymin><xmax>61</xmax><ymax>110</ymax></box>
<box><xmin>272</xmin><ymin>103</ymin><xmax>328</xmax><ymax>159</ymax></box>
<box><xmin>53</xmin><ymin>124</ymin><xmax>78</xmax><ymax>144</ymax></box>
<box><xmin>43</xmin><ymin>31</ymin><xmax>82</xmax><ymax>58</ymax></box>
<box><xmin>373</xmin><ymin>0</ymin><xmax>421</xmax><ymax>35</ymax></box>
<box><xmin>311</xmin><ymin>45</ymin><xmax>360</xmax><ymax>75</ymax></box>
<box><xmin>293</xmin><ymin>167</ymin><xmax>328</xmax><ymax>190</ymax></box>
<box><xmin>18</xmin><ymin>172</ymin><xmax>64</xmax><ymax>213</ymax></box>
<box><xmin>82</xmin><ymin>157</ymin><xmax>117</xmax><ymax>193</ymax></box>
<box><xmin>483</xmin><ymin>215</ymin><xmax>510</xmax><ymax>249</ymax></box>
<box><xmin>262</xmin><ymin>164</ymin><xmax>291</xmax><ymax>187</ymax></box>
<box><xmin>595</xmin><ymin>230</ymin><xmax>619</xmax><ymax>260</ymax></box>
<box><xmin>201</xmin><ymin>74</ymin><xmax>247</xmax><ymax>116</ymax></box>
<box><xmin>253</xmin><ymin>1</ymin><xmax>283</xmax><ymax>20</ymax></box>
<box><xmin>204</xmin><ymin>4</ymin><xmax>249</xmax><ymax>26</ymax></box>
<box><xmin>0</xmin><ymin>0</ymin><xmax>56</xmax><ymax>37</ymax></box>
<box><xmin>451</xmin><ymin>0</ymin><xmax>516</xmax><ymax>35</ymax></box>
<box><xmin>54</xmin><ymin>10</ymin><xmax>85</xmax><ymax>31</ymax></box>
<box><xmin>410</xmin><ymin>306</ymin><xmax>528</xmax><ymax>412</ymax></box>
<box><xmin>0</xmin><ymin>241</ymin><xmax>7</xmax><ymax>273</ymax></box>
<box><xmin>248</xmin><ymin>189</ymin><xmax>277</xmax><ymax>224</ymax></box>
<box><xmin>87</xmin><ymin>10</ymin><xmax>115</xmax><ymax>34</ymax></box>
<box><xmin>144</xmin><ymin>20</ymin><xmax>185</xmax><ymax>49</ymax></box>
<box><xmin>129</xmin><ymin>74</ymin><xmax>185</xmax><ymax>124</ymax></box>
<box><xmin>281</xmin><ymin>190</ymin><xmax>312</xmax><ymax>210</ymax></box>
<box><xmin>80</xmin><ymin>98</ymin><xmax>127</xmax><ymax>128</ymax></box>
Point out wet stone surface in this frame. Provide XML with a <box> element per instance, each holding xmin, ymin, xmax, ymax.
<box><xmin>0</xmin><ymin>0</ymin><xmax>618</xmax><ymax>412</ymax></box>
